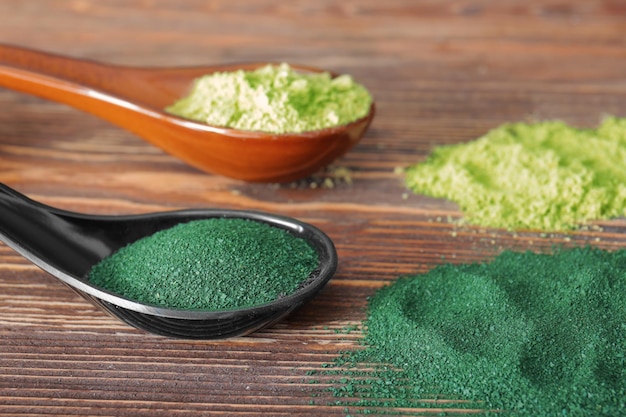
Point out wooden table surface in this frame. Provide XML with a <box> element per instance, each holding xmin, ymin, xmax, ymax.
<box><xmin>2</xmin><ymin>1</ymin><xmax>626</xmax><ymax>415</ymax></box>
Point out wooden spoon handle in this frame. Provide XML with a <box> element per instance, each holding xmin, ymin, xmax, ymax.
<box><xmin>0</xmin><ymin>44</ymin><xmax>132</xmax><ymax>103</ymax></box>
<box><xmin>0</xmin><ymin>44</ymin><xmax>196</xmax><ymax>116</ymax></box>
<box><xmin>0</xmin><ymin>43</ymin><xmax>117</xmax><ymax>88</ymax></box>
<box><xmin>0</xmin><ymin>44</ymin><xmax>162</xmax><ymax>130</ymax></box>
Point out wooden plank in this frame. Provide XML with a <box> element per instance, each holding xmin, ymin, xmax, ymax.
<box><xmin>1</xmin><ymin>0</ymin><xmax>626</xmax><ymax>415</ymax></box>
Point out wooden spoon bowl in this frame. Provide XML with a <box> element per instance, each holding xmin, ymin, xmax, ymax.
<box><xmin>0</xmin><ymin>44</ymin><xmax>374</xmax><ymax>182</ymax></box>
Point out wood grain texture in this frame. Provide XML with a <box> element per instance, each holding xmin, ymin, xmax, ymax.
<box><xmin>1</xmin><ymin>0</ymin><xmax>626</xmax><ymax>415</ymax></box>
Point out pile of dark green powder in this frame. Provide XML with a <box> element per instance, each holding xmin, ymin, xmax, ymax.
<box><xmin>321</xmin><ymin>247</ymin><xmax>626</xmax><ymax>416</ymax></box>
<box><xmin>88</xmin><ymin>218</ymin><xmax>319</xmax><ymax>310</ymax></box>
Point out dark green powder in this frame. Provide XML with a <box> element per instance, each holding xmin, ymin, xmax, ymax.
<box><xmin>88</xmin><ymin>218</ymin><xmax>319</xmax><ymax>310</ymax></box>
<box><xmin>323</xmin><ymin>247</ymin><xmax>626</xmax><ymax>416</ymax></box>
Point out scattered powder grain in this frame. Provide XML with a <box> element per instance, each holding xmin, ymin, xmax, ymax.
<box><xmin>321</xmin><ymin>246</ymin><xmax>626</xmax><ymax>416</ymax></box>
<box><xmin>405</xmin><ymin>117</ymin><xmax>626</xmax><ymax>231</ymax></box>
<box><xmin>166</xmin><ymin>63</ymin><xmax>372</xmax><ymax>134</ymax></box>
<box><xmin>88</xmin><ymin>218</ymin><xmax>319</xmax><ymax>310</ymax></box>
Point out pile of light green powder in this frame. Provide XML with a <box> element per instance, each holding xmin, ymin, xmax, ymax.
<box><xmin>166</xmin><ymin>63</ymin><xmax>372</xmax><ymax>134</ymax></box>
<box><xmin>405</xmin><ymin>117</ymin><xmax>626</xmax><ymax>231</ymax></box>
<box><xmin>88</xmin><ymin>218</ymin><xmax>319</xmax><ymax>310</ymax></box>
<box><xmin>322</xmin><ymin>247</ymin><xmax>626</xmax><ymax>416</ymax></box>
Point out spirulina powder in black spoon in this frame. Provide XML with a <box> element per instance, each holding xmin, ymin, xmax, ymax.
<box><xmin>321</xmin><ymin>247</ymin><xmax>626</xmax><ymax>416</ymax></box>
<box><xmin>88</xmin><ymin>218</ymin><xmax>319</xmax><ymax>310</ymax></box>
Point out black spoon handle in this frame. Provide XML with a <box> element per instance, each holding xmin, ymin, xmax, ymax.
<box><xmin>0</xmin><ymin>183</ymin><xmax>105</xmax><ymax>276</ymax></box>
<box><xmin>0</xmin><ymin>182</ymin><xmax>36</xmax><ymax>201</ymax></box>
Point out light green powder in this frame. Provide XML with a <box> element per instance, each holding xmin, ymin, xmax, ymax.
<box><xmin>166</xmin><ymin>63</ymin><xmax>372</xmax><ymax>134</ymax></box>
<box><xmin>405</xmin><ymin>117</ymin><xmax>626</xmax><ymax>231</ymax></box>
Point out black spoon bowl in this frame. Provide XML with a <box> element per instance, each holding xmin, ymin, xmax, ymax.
<box><xmin>0</xmin><ymin>184</ymin><xmax>337</xmax><ymax>339</ymax></box>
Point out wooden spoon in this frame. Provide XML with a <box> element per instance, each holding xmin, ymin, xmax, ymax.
<box><xmin>0</xmin><ymin>44</ymin><xmax>374</xmax><ymax>182</ymax></box>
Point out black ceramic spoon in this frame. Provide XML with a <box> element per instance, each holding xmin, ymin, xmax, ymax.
<box><xmin>0</xmin><ymin>183</ymin><xmax>337</xmax><ymax>339</ymax></box>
